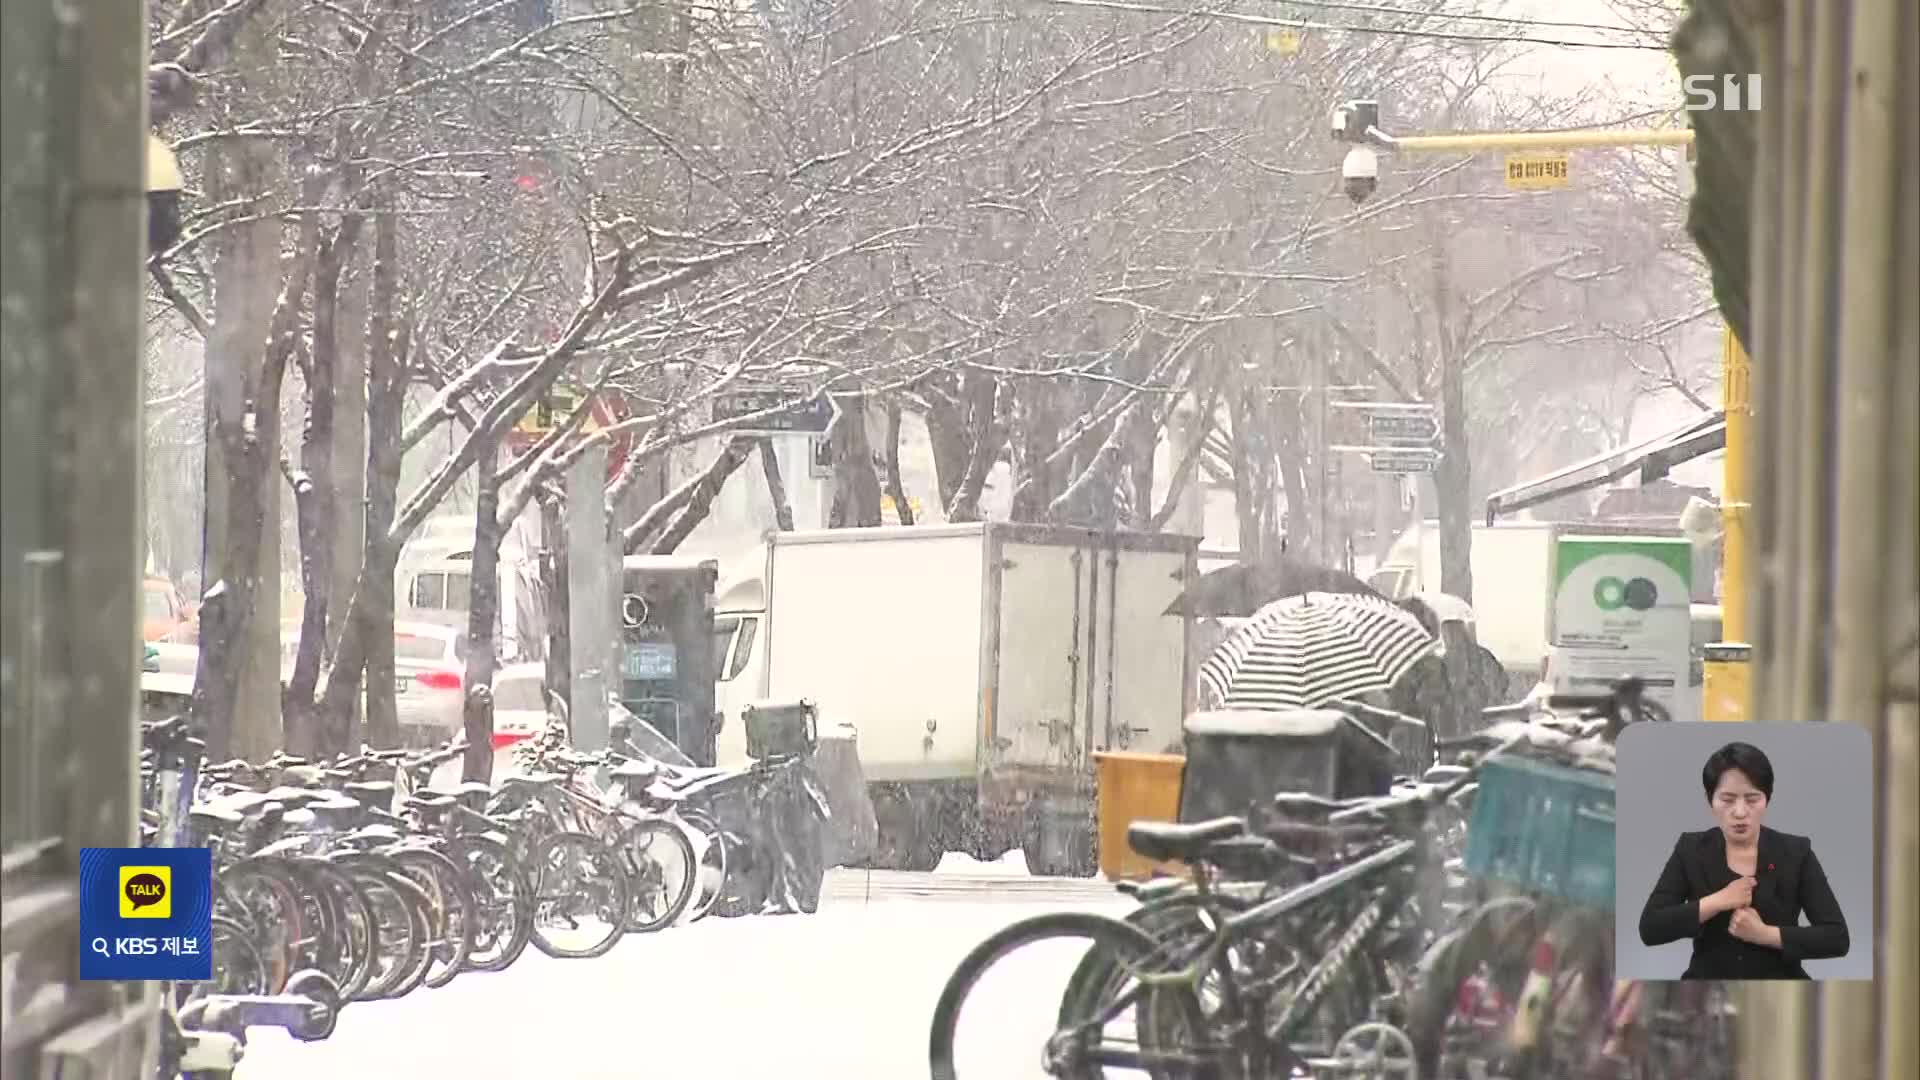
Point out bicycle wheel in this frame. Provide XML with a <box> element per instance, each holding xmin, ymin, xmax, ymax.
<box><xmin>381</xmin><ymin>865</ymin><xmax>440</xmax><ymax>999</ymax></box>
<box><xmin>332</xmin><ymin>854</ymin><xmax>426</xmax><ymax>1001</ymax></box>
<box><xmin>303</xmin><ymin>859</ymin><xmax>379</xmax><ymax>1002</ymax></box>
<box><xmin>528</xmin><ymin>830</ymin><xmax>631</xmax><ymax>959</ymax></box>
<box><xmin>176</xmin><ymin>916</ymin><xmax>269</xmax><ymax>1010</ymax></box>
<box><xmin>1403</xmin><ymin>893</ymin><xmax>1553</xmax><ymax>1079</ymax></box>
<box><xmin>290</xmin><ymin>857</ymin><xmax>378</xmax><ymax>1003</ymax></box>
<box><xmin>615</xmin><ymin>817</ymin><xmax>697</xmax><ymax>934</ymax></box>
<box><xmin>391</xmin><ymin>846</ymin><xmax>477</xmax><ymax>988</ymax></box>
<box><xmin>216</xmin><ymin>859</ymin><xmax>307</xmax><ymax>993</ymax></box>
<box><xmin>673</xmin><ymin>809</ymin><xmax>728</xmax><ymax>923</ymax></box>
<box><xmin>929</xmin><ymin>911</ymin><xmax>1209</xmax><ymax>1080</ymax></box>
<box><xmin>447</xmin><ymin>833</ymin><xmax>535</xmax><ymax>973</ymax></box>
<box><xmin>1064</xmin><ymin>891</ymin><xmax>1228</xmax><ymax>1013</ymax></box>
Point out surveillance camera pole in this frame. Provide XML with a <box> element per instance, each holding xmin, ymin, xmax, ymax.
<box><xmin>1329</xmin><ymin>102</ymin><xmax>1749</xmax><ymax>720</ymax></box>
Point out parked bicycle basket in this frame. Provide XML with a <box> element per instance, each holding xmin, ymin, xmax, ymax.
<box><xmin>744</xmin><ymin>699</ymin><xmax>818</xmax><ymax>761</ymax></box>
<box><xmin>1462</xmin><ymin>753</ymin><xmax>1617</xmax><ymax>909</ymax></box>
<box><xmin>1176</xmin><ymin>709</ymin><xmax>1399</xmax><ymax>824</ymax></box>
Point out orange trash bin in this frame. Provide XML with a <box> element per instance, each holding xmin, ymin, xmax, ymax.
<box><xmin>1093</xmin><ymin>751</ymin><xmax>1188</xmax><ymax>881</ymax></box>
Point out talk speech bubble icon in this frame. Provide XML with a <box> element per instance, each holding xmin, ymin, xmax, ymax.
<box><xmin>120</xmin><ymin>867</ymin><xmax>171</xmax><ymax>918</ymax></box>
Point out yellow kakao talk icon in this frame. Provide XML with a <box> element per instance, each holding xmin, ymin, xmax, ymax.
<box><xmin>119</xmin><ymin>865</ymin><xmax>171</xmax><ymax>919</ymax></box>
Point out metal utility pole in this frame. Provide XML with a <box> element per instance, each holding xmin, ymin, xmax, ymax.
<box><xmin>1313</xmin><ymin>346</ymin><xmax>1330</xmax><ymax>564</ymax></box>
<box><xmin>1</xmin><ymin>0</ymin><xmax>160</xmax><ymax>1072</ymax></box>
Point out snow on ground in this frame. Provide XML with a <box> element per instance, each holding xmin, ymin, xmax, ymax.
<box><xmin>236</xmin><ymin>881</ymin><xmax>1130</xmax><ymax>1080</ymax></box>
<box><xmin>932</xmin><ymin>849</ymin><xmax>1030</xmax><ymax>876</ymax></box>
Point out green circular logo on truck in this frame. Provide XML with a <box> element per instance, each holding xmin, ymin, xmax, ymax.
<box><xmin>1593</xmin><ymin>576</ymin><xmax>1657</xmax><ymax>612</ymax></box>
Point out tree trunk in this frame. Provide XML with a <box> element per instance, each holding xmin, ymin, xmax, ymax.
<box><xmin>541</xmin><ymin>493</ymin><xmax>571</xmax><ymax>710</ymax></box>
<box><xmin>758</xmin><ymin>438</ymin><xmax>795</xmax><ymax>531</ymax></box>
<box><xmin>193</xmin><ymin>140</ymin><xmax>283</xmax><ymax>761</ymax></box>
<box><xmin>1432</xmin><ymin>249</ymin><xmax>1474</xmax><ymax>602</ymax></box>
<box><xmin>925</xmin><ymin>381</ymin><xmax>969</xmax><ymax>512</ymax></box>
<box><xmin>653</xmin><ymin>437</ymin><xmax>755</xmax><ymax>552</ymax></box>
<box><xmin>829</xmin><ymin>396</ymin><xmax>884</xmax><ymax>527</ymax></box>
<box><xmin>881</xmin><ymin>404</ymin><xmax>914</xmax><ymax>525</ymax></box>
<box><xmin>319</xmin><ymin>209</ymin><xmax>405</xmax><ymax>753</ymax></box>
<box><xmin>1434</xmin><ymin>376</ymin><xmax>1474</xmax><ymax>603</ymax></box>
<box><xmin>329</xmin><ymin>252</ymin><xmax>369</xmax><ymax>662</ymax></box>
<box><xmin>946</xmin><ymin>378</ymin><xmax>1000</xmax><ymax>523</ymax></box>
<box><xmin>462</xmin><ymin>447</ymin><xmax>503</xmax><ymax>781</ymax></box>
<box><xmin>283</xmin><ymin>231</ymin><xmax>346</xmax><ymax>758</ymax></box>
<box><xmin>1273</xmin><ymin>399</ymin><xmax>1313</xmax><ymax>559</ymax></box>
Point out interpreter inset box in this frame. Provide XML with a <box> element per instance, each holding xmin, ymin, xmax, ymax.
<box><xmin>1614</xmin><ymin>722</ymin><xmax>1873</xmax><ymax>981</ymax></box>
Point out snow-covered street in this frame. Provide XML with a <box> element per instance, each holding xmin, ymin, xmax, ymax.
<box><xmin>235</xmin><ymin>867</ymin><xmax>1131</xmax><ymax>1079</ymax></box>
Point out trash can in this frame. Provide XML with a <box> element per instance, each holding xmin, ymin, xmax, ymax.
<box><xmin>1093</xmin><ymin>751</ymin><xmax>1186</xmax><ymax>881</ymax></box>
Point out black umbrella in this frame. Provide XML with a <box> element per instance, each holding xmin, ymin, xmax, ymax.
<box><xmin>1165</xmin><ymin>556</ymin><xmax>1383</xmax><ymax>618</ymax></box>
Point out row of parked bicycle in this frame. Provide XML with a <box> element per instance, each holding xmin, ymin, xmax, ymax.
<box><xmin>928</xmin><ymin>679</ymin><xmax>1737</xmax><ymax>1080</ymax></box>
<box><xmin>141</xmin><ymin>698</ymin><xmax>833</xmax><ymax>1078</ymax></box>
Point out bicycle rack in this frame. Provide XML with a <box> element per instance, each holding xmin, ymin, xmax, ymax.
<box><xmin>170</xmin><ymin>967</ymin><xmax>343</xmax><ymax>1074</ymax></box>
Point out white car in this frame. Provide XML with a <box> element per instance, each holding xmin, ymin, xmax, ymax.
<box><xmin>394</xmin><ymin>621</ymin><xmax>469</xmax><ymax>747</ymax></box>
<box><xmin>423</xmin><ymin>663</ymin><xmax>549</xmax><ymax>787</ymax></box>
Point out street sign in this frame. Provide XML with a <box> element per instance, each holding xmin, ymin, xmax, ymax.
<box><xmin>1369</xmin><ymin>449</ymin><xmax>1436</xmax><ymax>474</ymax></box>
<box><xmin>711</xmin><ymin>389</ymin><xmax>841</xmax><ymax>435</ymax></box>
<box><xmin>1263</xmin><ymin>29</ymin><xmax>1302</xmax><ymax>55</ymax></box>
<box><xmin>1367</xmin><ymin>412</ymin><xmax>1439</xmax><ymax>443</ymax></box>
<box><xmin>1505</xmin><ymin>153</ymin><xmax>1570</xmax><ymax>190</ymax></box>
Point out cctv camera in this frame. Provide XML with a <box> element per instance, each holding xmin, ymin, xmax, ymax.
<box><xmin>1342</xmin><ymin>146</ymin><xmax>1379</xmax><ymax>204</ymax></box>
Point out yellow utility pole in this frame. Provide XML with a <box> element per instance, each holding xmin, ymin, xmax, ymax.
<box><xmin>1388</xmin><ymin>128</ymin><xmax>1697</xmax><ymax>153</ymax></box>
<box><xmin>1703</xmin><ymin>332</ymin><xmax>1752</xmax><ymax>720</ymax></box>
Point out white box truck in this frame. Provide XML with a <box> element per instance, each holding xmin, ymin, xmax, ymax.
<box><xmin>1366</xmin><ymin>519</ymin><xmax>1689</xmax><ymax>691</ymax></box>
<box><xmin>709</xmin><ymin>522</ymin><xmax>1199</xmax><ymax>875</ymax></box>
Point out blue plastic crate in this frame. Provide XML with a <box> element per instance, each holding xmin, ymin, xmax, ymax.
<box><xmin>1463</xmin><ymin>755</ymin><xmax>1617</xmax><ymax>910</ymax></box>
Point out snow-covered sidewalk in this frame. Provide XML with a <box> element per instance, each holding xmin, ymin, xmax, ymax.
<box><xmin>236</xmin><ymin>890</ymin><xmax>1130</xmax><ymax>1079</ymax></box>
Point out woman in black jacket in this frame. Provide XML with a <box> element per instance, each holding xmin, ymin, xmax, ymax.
<box><xmin>1638</xmin><ymin>742</ymin><xmax>1850</xmax><ymax>979</ymax></box>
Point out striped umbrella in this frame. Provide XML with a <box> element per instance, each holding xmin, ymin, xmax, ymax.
<box><xmin>1197</xmin><ymin>591</ymin><xmax>1437</xmax><ymax>711</ymax></box>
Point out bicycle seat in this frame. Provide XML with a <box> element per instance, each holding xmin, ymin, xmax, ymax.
<box><xmin>205</xmin><ymin>790</ymin><xmax>277</xmax><ymax>817</ymax></box>
<box><xmin>189</xmin><ymin>805</ymin><xmax>247</xmax><ymax>832</ymax></box>
<box><xmin>343</xmin><ymin>781</ymin><xmax>396</xmax><ymax>805</ymax></box>
<box><xmin>278</xmin><ymin>765</ymin><xmax>327</xmax><ymax>787</ymax></box>
<box><xmin>263</xmin><ymin>786</ymin><xmax>330</xmax><ymax>807</ymax></box>
<box><xmin>610</xmin><ymin>759</ymin><xmax>660</xmax><ymax>782</ymax></box>
<box><xmin>500</xmin><ymin>773</ymin><xmax>561</xmax><ymax>790</ymax></box>
<box><xmin>1126</xmin><ymin>818</ymin><xmax>1247</xmax><ymax>864</ymax></box>
<box><xmin>347</xmin><ymin>823</ymin><xmax>404</xmax><ymax>844</ymax></box>
<box><xmin>658</xmin><ymin>765</ymin><xmax>735</xmax><ymax>788</ymax></box>
<box><xmin>407</xmin><ymin>793</ymin><xmax>458</xmax><ymax>811</ymax></box>
<box><xmin>1201</xmin><ymin>835</ymin><xmax>1303</xmax><ymax>882</ymax></box>
<box><xmin>1269</xmin><ymin>793</ymin><xmax>1368</xmax><ymax>820</ymax></box>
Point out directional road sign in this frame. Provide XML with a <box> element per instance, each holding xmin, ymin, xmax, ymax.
<box><xmin>1367</xmin><ymin>412</ymin><xmax>1439</xmax><ymax>444</ymax></box>
<box><xmin>1369</xmin><ymin>449</ymin><xmax>1436</xmax><ymax>474</ymax></box>
<box><xmin>711</xmin><ymin>389</ymin><xmax>841</xmax><ymax>436</ymax></box>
